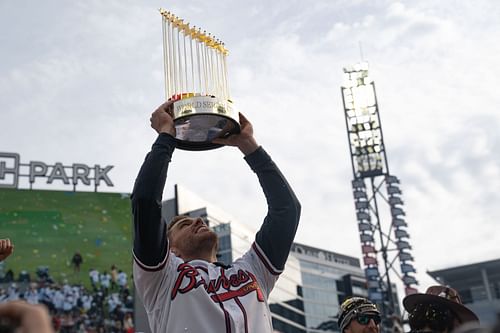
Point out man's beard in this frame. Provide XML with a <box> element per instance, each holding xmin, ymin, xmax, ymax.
<box><xmin>180</xmin><ymin>230</ymin><xmax>218</xmax><ymax>260</ymax></box>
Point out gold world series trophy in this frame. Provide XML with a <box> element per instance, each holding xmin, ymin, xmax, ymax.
<box><xmin>159</xmin><ymin>9</ymin><xmax>240</xmax><ymax>150</ymax></box>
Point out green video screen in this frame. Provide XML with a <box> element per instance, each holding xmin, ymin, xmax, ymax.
<box><xmin>0</xmin><ymin>188</ymin><xmax>133</xmax><ymax>289</ymax></box>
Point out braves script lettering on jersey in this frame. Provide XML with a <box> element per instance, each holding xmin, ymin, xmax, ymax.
<box><xmin>132</xmin><ymin>133</ymin><xmax>301</xmax><ymax>332</ymax></box>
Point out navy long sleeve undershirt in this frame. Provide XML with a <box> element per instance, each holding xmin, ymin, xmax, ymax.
<box><xmin>131</xmin><ymin>133</ymin><xmax>301</xmax><ymax>271</ymax></box>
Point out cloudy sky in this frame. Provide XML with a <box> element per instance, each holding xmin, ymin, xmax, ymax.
<box><xmin>1</xmin><ymin>0</ymin><xmax>499</xmax><ymax>299</ymax></box>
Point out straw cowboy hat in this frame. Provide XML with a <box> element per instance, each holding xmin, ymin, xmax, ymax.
<box><xmin>403</xmin><ymin>285</ymin><xmax>479</xmax><ymax>323</ymax></box>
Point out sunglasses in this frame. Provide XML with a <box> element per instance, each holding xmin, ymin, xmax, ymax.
<box><xmin>356</xmin><ymin>313</ymin><xmax>381</xmax><ymax>325</ymax></box>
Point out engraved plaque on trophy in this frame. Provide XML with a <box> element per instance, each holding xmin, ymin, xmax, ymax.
<box><xmin>160</xmin><ymin>9</ymin><xmax>240</xmax><ymax>151</ymax></box>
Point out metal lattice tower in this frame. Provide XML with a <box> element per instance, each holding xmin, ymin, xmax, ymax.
<box><xmin>340</xmin><ymin>62</ymin><xmax>418</xmax><ymax>325</ymax></box>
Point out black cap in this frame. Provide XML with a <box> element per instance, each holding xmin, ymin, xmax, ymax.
<box><xmin>338</xmin><ymin>297</ymin><xmax>380</xmax><ymax>332</ymax></box>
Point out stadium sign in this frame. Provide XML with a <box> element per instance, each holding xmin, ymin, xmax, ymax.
<box><xmin>0</xmin><ymin>152</ymin><xmax>113</xmax><ymax>191</ymax></box>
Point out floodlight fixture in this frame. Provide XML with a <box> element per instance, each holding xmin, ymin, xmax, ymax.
<box><xmin>360</xmin><ymin>234</ymin><xmax>375</xmax><ymax>242</ymax></box>
<box><xmin>355</xmin><ymin>201</ymin><xmax>370</xmax><ymax>209</ymax></box>
<box><xmin>387</xmin><ymin>186</ymin><xmax>402</xmax><ymax>195</ymax></box>
<box><xmin>352</xmin><ymin>179</ymin><xmax>365</xmax><ymax>188</ymax></box>
<box><xmin>364</xmin><ymin>256</ymin><xmax>378</xmax><ymax>265</ymax></box>
<box><xmin>386</xmin><ymin>175</ymin><xmax>400</xmax><ymax>184</ymax></box>
<box><xmin>399</xmin><ymin>251</ymin><xmax>413</xmax><ymax>261</ymax></box>
<box><xmin>395</xmin><ymin>229</ymin><xmax>409</xmax><ymax>239</ymax></box>
<box><xmin>354</xmin><ymin>190</ymin><xmax>368</xmax><ymax>199</ymax></box>
<box><xmin>403</xmin><ymin>275</ymin><xmax>418</xmax><ymax>285</ymax></box>
<box><xmin>389</xmin><ymin>197</ymin><xmax>404</xmax><ymax>205</ymax></box>
<box><xmin>392</xmin><ymin>218</ymin><xmax>407</xmax><ymax>227</ymax></box>
<box><xmin>366</xmin><ymin>267</ymin><xmax>381</xmax><ymax>277</ymax></box>
<box><xmin>401</xmin><ymin>263</ymin><xmax>416</xmax><ymax>274</ymax></box>
<box><xmin>396</xmin><ymin>241</ymin><xmax>411</xmax><ymax>250</ymax></box>
<box><xmin>357</xmin><ymin>211</ymin><xmax>371</xmax><ymax>221</ymax></box>
<box><xmin>391</xmin><ymin>207</ymin><xmax>405</xmax><ymax>217</ymax></box>
<box><xmin>362</xmin><ymin>245</ymin><xmax>376</xmax><ymax>254</ymax></box>
<box><xmin>359</xmin><ymin>222</ymin><xmax>372</xmax><ymax>231</ymax></box>
<box><xmin>342</xmin><ymin>64</ymin><xmax>388</xmax><ymax>178</ymax></box>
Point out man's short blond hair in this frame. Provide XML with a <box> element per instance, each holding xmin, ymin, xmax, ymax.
<box><xmin>167</xmin><ymin>215</ymin><xmax>190</xmax><ymax>235</ymax></box>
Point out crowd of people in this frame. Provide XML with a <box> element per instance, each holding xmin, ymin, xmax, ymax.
<box><xmin>0</xmin><ymin>279</ymin><xmax>133</xmax><ymax>332</ymax></box>
<box><xmin>0</xmin><ymin>239</ymin><xmax>134</xmax><ymax>332</ymax></box>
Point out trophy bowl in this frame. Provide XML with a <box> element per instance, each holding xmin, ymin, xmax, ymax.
<box><xmin>172</xmin><ymin>94</ymin><xmax>240</xmax><ymax>151</ymax></box>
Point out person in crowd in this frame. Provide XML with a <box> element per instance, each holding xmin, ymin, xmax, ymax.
<box><xmin>0</xmin><ymin>238</ymin><xmax>14</xmax><ymax>283</ymax></box>
<box><xmin>71</xmin><ymin>251</ymin><xmax>83</xmax><ymax>273</ymax></box>
<box><xmin>24</xmin><ymin>284</ymin><xmax>39</xmax><ymax>304</ymax></box>
<box><xmin>338</xmin><ymin>296</ymin><xmax>382</xmax><ymax>333</ymax></box>
<box><xmin>132</xmin><ymin>101</ymin><xmax>301</xmax><ymax>332</ymax></box>
<box><xmin>403</xmin><ymin>285</ymin><xmax>479</xmax><ymax>333</ymax></box>
<box><xmin>99</xmin><ymin>271</ymin><xmax>111</xmax><ymax>295</ymax></box>
<box><xmin>0</xmin><ymin>239</ymin><xmax>14</xmax><ymax>262</ymax></box>
<box><xmin>3</xmin><ymin>270</ymin><xmax>14</xmax><ymax>283</ymax></box>
<box><xmin>116</xmin><ymin>270</ymin><xmax>127</xmax><ymax>290</ymax></box>
<box><xmin>89</xmin><ymin>268</ymin><xmax>99</xmax><ymax>291</ymax></box>
<box><xmin>110</xmin><ymin>265</ymin><xmax>118</xmax><ymax>291</ymax></box>
<box><xmin>0</xmin><ymin>300</ymin><xmax>54</xmax><ymax>333</ymax></box>
<box><xmin>123</xmin><ymin>312</ymin><xmax>134</xmax><ymax>333</ymax></box>
<box><xmin>0</xmin><ymin>240</ymin><xmax>54</xmax><ymax>333</ymax></box>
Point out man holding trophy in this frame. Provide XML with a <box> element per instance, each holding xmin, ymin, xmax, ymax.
<box><xmin>132</xmin><ymin>101</ymin><xmax>301</xmax><ymax>332</ymax></box>
<box><xmin>131</xmin><ymin>10</ymin><xmax>301</xmax><ymax>332</ymax></box>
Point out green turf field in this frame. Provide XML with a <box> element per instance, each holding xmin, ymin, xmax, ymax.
<box><xmin>0</xmin><ymin>188</ymin><xmax>133</xmax><ymax>289</ymax></box>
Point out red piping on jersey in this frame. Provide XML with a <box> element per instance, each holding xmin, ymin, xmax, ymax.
<box><xmin>252</xmin><ymin>242</ymin><xmax>281</xmax><ymax>275</ymax></box>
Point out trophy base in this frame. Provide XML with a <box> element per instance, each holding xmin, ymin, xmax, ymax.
<box><xmin>172</xmin><ymin>96</ymin><xmax>240</xmax><ymax>151</ymax></box>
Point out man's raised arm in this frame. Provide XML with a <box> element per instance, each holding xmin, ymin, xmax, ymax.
<box><xmin>131</xmin><ymin>101</ymin><xmax>176</xmax><ymax>268</ymax></box>
<box><xmin>245</xmin><ymin>146</ymin><xmax>301</xmax><ymax>272</ymax></box>
<box><xmin>213</xmin><ymin>113</ymin><xmax>301</xmax><ymax>272</ymax></box>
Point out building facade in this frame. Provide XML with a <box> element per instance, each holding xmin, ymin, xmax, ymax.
<box><xmin>428</xmin><ymin>259</ymin><xmax>500</xmax><ymax>326</ymax></box>
<box><xmin>289</xmin><ymin>243</ymin><xmax>368</xmax><ymax>332</ymax></box>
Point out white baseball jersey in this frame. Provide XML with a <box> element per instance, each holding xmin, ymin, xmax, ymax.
<box><xmin>132</xmin><ymin>134</ymin><xmax>301</xmax><ymax>333</ymax></box>
<box><xmin>89</xmin><ymin>269</ymin><xmax>99</xmax><ymax>284</ymax></box>
<box><xmin>134</xmin><ymin>241</ymin><xmax>282</xmax><ymax>333</ymax></box>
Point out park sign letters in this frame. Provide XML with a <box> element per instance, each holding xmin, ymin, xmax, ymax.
<box><xmin>0</xmin><ymin>152</ymin><xmax>113</xmax><ymax>191</ymax></box>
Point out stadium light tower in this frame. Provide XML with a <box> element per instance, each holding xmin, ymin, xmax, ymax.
<box><xmin>340</xmin><ymin>62</ymin><xmax>418</xmax><ymax>327</ymax></box>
